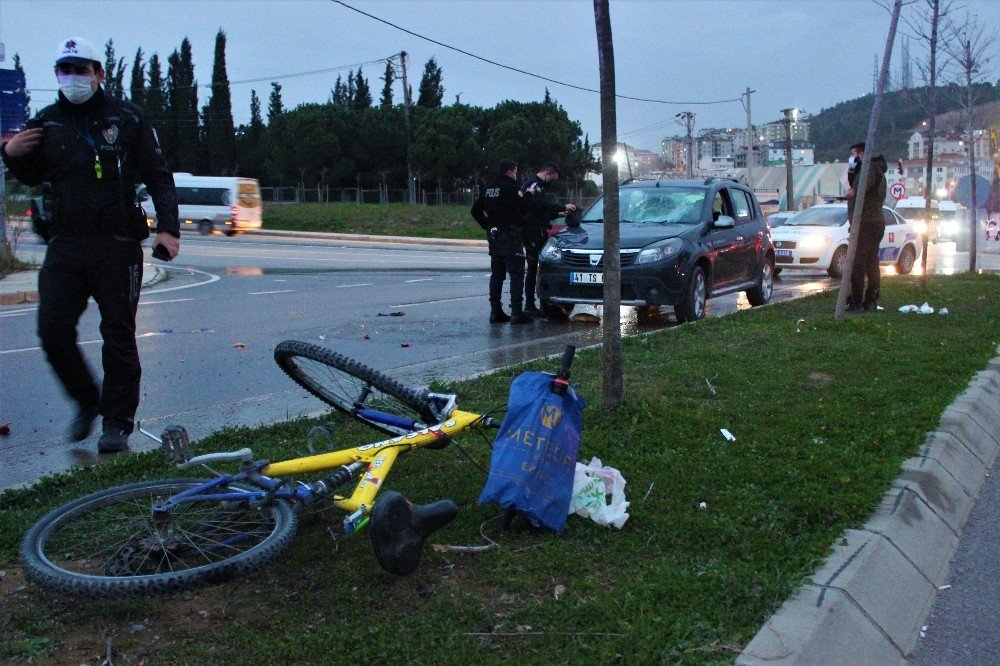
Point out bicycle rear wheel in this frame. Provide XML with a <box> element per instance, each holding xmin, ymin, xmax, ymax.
<box><xmin>20</xmin><ymin>478</ymin><xmax>297</xmax><ymax>598</ymax></box>
<box><xmin>274</xmin><ymin>340</ymin><xmax>437</xmax><ymax>435</ymax></box>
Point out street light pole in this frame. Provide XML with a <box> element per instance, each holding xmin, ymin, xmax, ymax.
<box><xmin>744</xmin><ymin>87</ymin><xmax>755</xmax><ymax>188</ymax></box>
<box><xmin>781</xmin><ymin>107</ymin><xmax>797</xmax><ymax>211</ymax></box>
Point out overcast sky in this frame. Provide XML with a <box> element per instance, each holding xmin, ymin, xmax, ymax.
<box><xmin>3</xmin><ymin>0</ymin><xmax>999</xmax><ymax>153</ymax></box>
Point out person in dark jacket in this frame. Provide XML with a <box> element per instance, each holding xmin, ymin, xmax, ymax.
<box><xmin>471</xmin><ymin>159</ymin><xmax>532</xmax><ymax>324</ymax></box>
<box><xmin>845</xmin><ymin>142</ymin><xmax>888</xmax><ymax>312</ymax></box>
<box><xmin>1</xmin><ymin>37</ymin><xmax>180</xmax><ymax>453</ymax></box>
<box><xmin>520</xmin><ymin>164</ymin><xmax>575</xmax><ymax>315</ymax></box>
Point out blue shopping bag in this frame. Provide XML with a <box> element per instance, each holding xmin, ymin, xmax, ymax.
<box><xmin>479</xmin><ymin>371</ymin><xmax>586</xmax><ymax>533</ymax></box>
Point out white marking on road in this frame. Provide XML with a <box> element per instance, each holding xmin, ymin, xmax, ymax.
<box><xmin>248</xmin><ymin>289</ymin><xmax>295</xmax><ymax>295</ymax></box>
<box><xmin>337</xmin><ymin>283</ymin><xmax>374</xmax><ymax>288</ymax></box>
<box><xmin>405</xmin><ymin>278</ymin><xmax>434</xmax><ymax>283</ymax></box>
<box><xmin>140</xmin><ymin>298</ymin><xmax>194</xmax><ymax>306</ymax></box>
<box><xmin>1</xmin><ymin>329</ymin><xmax>173</xmax><ymax>356</ymax></box>
<box><xmin>145</xmin><ymin>267</ymin><xmax>221</xmax><ymax>294</ymax></box>
<box><xmin>0</xmin><ymin>311</ymin><xmax>30</xmax><ymax>318</ymax></box>
<box><xmin>394</xmin><ymin>295</ymin><xmax>484</xmax><ymax>307</ymax></box>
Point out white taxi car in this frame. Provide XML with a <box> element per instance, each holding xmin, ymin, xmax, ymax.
<box><xmin>771</xmin><ymin>203</ymin><xmax>922</xmax><ymax>278</ymax></box>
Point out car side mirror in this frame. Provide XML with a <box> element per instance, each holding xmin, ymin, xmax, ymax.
<box><xmin>714</xmin><ymin>214</ymin><xmax>736</xmax><ymax>229</ymax></box>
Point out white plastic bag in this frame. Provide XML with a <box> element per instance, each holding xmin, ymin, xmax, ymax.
<box><xmin>568</xmin><ymin>457</ymin><xmax>630</xmax><ymax>529</ymax></box>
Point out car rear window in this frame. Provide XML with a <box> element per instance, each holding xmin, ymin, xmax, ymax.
<box><xmin>582</xmin><ymin>187</ymin><xmax>706</xmax><ymax>225</ymax></box>
<box><xmin>785</xmin><ymin>207</ymin><xmax>846</xmax><ymax>227</ymax></box>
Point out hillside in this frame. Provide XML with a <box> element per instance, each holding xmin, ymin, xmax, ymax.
<box><xmin>809</xmin><ymin>83</ymin><xmax>1000</xmax><ymax>162</ymax></box>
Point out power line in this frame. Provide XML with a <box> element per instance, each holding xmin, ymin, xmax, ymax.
<box><xmin>26</xmin><ymin>55</ymin><xmax>396</xmax><ymax>95</ymax></box>
<box><xmin>332</xmin><ymin>0</ymin><xmax>742</xmax><ymax>106</ymax></box>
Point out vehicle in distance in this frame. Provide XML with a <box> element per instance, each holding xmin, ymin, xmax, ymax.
<box><xmin>536</xmin><ymin>178</ymin><xmax>775</xmax><ymax>323</ymax></box>
<box><xmin>767</xmin><ymin>211</ymin><xmax>796</xmax><ymax>228</ymax></box>
<box><xmin>770</xmin><ymin>203</ymin><xmax>921</xmax><ymax>278</ymax></box>
<box><xmin>144</xmin><ymin>174</ymin><xmax>262</xmax><ymax>236</ymax></box>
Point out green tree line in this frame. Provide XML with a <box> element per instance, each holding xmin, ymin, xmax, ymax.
<box><xmin>34</xmin><ymin>32</ymin><xmax>598</xmax><ymax>192</ymax></box>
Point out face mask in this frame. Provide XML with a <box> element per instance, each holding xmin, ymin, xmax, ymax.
<box><xmin>848</xmin><ymin>155</ymin><xmax>858</xmax><ymax>168</ymax></box>
<box><xmin>57</xmin><ymin>73</ymin><xmax>96</xmax><ymax>104</ymax></box>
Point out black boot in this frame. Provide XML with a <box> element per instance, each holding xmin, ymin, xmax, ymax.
<box><xmin>510</xmin><ymin>307</ymin><xmax>533</xmax><ymax>324</ymax></box>
<box><xmin>490</xmin><ymin>308</ymin><xmax>511</xmax><ymax>323</ymax></box>
<box><xmin>523</xmin><ymin>300</ymin><xmax>542</xmax><ymax>317</ymax></box>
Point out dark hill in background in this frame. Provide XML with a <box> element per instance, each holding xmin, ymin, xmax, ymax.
<box><xmin>810</xmin><ymin>83</ymin><xmax>1000</xmax><ymax>163</ymax></box>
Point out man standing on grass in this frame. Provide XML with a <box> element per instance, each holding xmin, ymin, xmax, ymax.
<box><xmin>845</xmin><ymin>142</ymin><xmax>887</xmax><ymax>313</ymax></box>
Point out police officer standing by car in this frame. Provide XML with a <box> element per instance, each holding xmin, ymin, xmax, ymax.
<box><xmin>520</xmin><ymin>164</ymin><xmax>575</xmax><ymax>316</ymax></box>
<box><xmin>845</xmin><ymin>142</ymin><xmax>888</xmax><ymax>313</ymax></box>
<box><xmin>471</xmin><ymin>159</ymin><xmax>532</xmax><ymax>324</ymax></box>
<box><xmin>0</xmin><ymin>37</ymin><xmax>180</xmax><ymax>453</ymax></box>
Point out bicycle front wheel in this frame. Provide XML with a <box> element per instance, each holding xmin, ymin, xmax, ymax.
<box><xmin>274</xmin><ymin>340</ymin><xmax>436</xmax><ymax>435</ymax></box>
<box><xmin>20</xmin><ymin>478</ymin><xmax>297</xmax><ymax>598</ymax></box>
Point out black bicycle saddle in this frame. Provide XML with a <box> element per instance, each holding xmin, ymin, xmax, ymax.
<box><xmin>370</xmin><ymin>491</ymin><xmax>458</xmax><ymax>575</ymax></box>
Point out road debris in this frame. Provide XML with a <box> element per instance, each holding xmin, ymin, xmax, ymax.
<box><xmin>232</xmin><ymin>342</ymin><xmax>247</xmax><ymax>349</ymax></box>
<box><xmin>0</xmin><ymin>423</ymin><xmax>10</xmax><ymax>436</ymax></box>
<box><xmin>377</xmin><ymin>311</ymin><xmax>406</xmax><ymax>317</ymax></box>
<box><xmin>401</xmin><ymin>342</ymin><xmax>411</xmax><ymax>348</ymax></box>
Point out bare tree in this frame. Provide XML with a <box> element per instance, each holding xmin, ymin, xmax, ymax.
<box><xmin>903</xmin><ymin>0</ymin><xmax>955</xmax><ymax>287</ymax></box>
<box><xmin>943</xmin><ymin>14</ymin><xmax>998</xmax><ymax>272</ymax></box>
<box><xmin>594</xmin><ymin>0</ymin><xmax>622</xmax><ymax>409</ymax></box>
<box><xmin>835</xmin><ymin>0</ymin><xmax>905</xmax><ymax>319</ymax></box>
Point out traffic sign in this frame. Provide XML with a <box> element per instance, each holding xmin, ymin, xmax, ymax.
<box><xmin>889</xmin><ymin>182</ymin><xmax>906</xmax><ymax>200</ymax></box>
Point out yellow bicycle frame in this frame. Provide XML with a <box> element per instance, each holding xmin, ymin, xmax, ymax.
<box><xmin>261</xmin><ymin>409</ymin><xmax>484</xmax><ymax>513</ymax></box>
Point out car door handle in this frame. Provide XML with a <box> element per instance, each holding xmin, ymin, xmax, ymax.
<box><xmin>735</xmin><ymin>236</ymin><xmax>745</xmax><ymax>242</ymax></box>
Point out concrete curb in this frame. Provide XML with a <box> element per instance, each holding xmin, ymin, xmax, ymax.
<box><xmin>737</xmin><ymin>347</ymin><xmax>1000</xmax><ymax>665</ymax></box>
<box><xmin>244</xmin><ymin>227</ymin><xmax>488</xmax><ymax>249</ymax></box>
<box><xmin>0</xmin><ymin>262</ymin><xmax>167</xmax><ymax>306</ymax></box>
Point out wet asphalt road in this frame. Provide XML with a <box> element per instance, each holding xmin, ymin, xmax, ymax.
<box><xmin>0</xmin><ymin>233</ymin><xmax>839</xmax><ymax>490</ymax></box>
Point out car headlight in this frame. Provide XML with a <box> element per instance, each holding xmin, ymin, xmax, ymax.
<box><xmin>913</xmin><ymin>220</ymin><xmax>928</xmax><ymax>234</ymax></box>
<box><xmin>635</xmin><ymin>238</ymin><xmax>683</xmax><ymax>265</ymax></box>
<box><xmin>798</xmin><ymin>234</ymin><xmax>829</xmax><ymax>250</ymax></box>
<box><xmin>539</xmin><ymin>242</ymin><xmax>562</xmax><ymax>262</ymax></box>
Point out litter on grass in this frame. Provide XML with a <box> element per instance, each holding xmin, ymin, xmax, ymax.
<box><xmin>899</xmin><ymin>302</ymin><xmax>937</xmax><ymax>314</ymax></box>
<box><xmin>568</xmin><ymin>457</ymin><xmax>630</xmax><ymax>529</ymax></box>
<box><xmin>720</xmin><ymin>428</ymin><xmax>736</xmax><ymax>442</ymax></box>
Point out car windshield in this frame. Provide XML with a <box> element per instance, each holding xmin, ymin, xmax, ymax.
<box><xmin>784</xmin><ymin>207</ymin><xmax>846</xmax><ymax>227</ymax></box>
<box><xmin>581</xmin><ymin>187</ymin><xmax>706</xmax><ymax>225</ymax></box>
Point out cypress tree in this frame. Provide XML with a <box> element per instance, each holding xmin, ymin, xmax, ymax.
<box><xmin>103</xmin><ymin>39</ymin><xmax>126</xmax><ymax>100</ymax></box>
<box><xmin>353</xmin><ymin>68</ymin><xmax>372</xmax><ymax>110</ymax></box>
<box><xmin>166</xmin><ymin>38</ymin><xmax>200</xmax><ymax>172</ymax></box>
<box><xmin>267</xmin><ymin>82</ymin><xmax>284</xmax><ymax>124</ymax></box>
<box><xmin>12</xmin><ymin>54</ymin><xmax>29</xmax><ymax>120</ymax></box>
<box><xmin>129</xmin><ymin>48</ymin><xmax>146</xmax><ymax>107</ymax></box>
<box><xmin>417</xmin><ymin>57</ymin><xmax>444</xmax><ymax>108</ymax></box>
<box><xmin>379</xmin><ymin>60</ymin><xmax>394</xmax><ymax>110</ymax></box>
<box><xmin>205</xmin><ymin>29</ymin><xmax>236</xmax><ymax>174</ymax></box>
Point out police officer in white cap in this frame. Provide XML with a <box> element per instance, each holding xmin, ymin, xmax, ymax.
<box><xmin>1</xmin><ymin>37</ymin><xmax>180</xmax><ymax>454</ymax></box>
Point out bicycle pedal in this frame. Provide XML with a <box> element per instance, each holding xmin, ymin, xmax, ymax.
<box><xmin>161</xmin><ymin>425</ymin><xmax>192</xmax><ymax>465</ymax></box>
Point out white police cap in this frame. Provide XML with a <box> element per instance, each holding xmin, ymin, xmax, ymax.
<box><xmin>55</xmin><ymin>37</ymin><xmax>100</xmax><ymax>66</ymax></box>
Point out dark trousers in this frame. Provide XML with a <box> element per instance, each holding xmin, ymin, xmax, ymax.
<box><xmin>849</xmin><ymin>232</ymin><xmax>882</xmax><ymax>309</ymax></box>
<box><xmin>489</xmin><ymin>253</ymin><xmax>526</xmax><ymax>311</ymax></box>
<box><xmin>37</xmin><ymin>235</ymin><xmax>144</xmax><ymax>432</ymax></box>
<box><xmin>523</xmin><ymin>229</ymin><xmax>547</xmax><ymax>306</ymax></box>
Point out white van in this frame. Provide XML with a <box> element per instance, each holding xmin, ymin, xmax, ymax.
<box><xmin>892</xmin><ymin>197</ymin><xmax>939</xmax><ymax>237</ymax></box>
<box><xmin>144</xmin><ymin>174</ymin><xmax>262</xmax><ymax>236</ymax></box>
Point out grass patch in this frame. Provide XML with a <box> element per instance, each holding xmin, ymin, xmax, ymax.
<box><xmin>263</xmin><ymin>202</ymin><xmax>483</xmax><ymax>240</ymax></box>
<box><xmin>1</xmin><ymin>274</ymin><xmax>997</xmax><ymax>664</ymax></box>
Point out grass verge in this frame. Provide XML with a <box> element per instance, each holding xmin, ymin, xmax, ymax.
<box><xmin>263</xmin><ymin>202</ymin><xmax>483</xmax><ymax>240</ymax></box>
<box><xmin>1</xmin><ymin>273</ymin><xmax>997</xmax><ymax>664</ymax></box>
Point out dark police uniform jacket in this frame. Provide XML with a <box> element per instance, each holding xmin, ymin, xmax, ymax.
<box><xmin>847</xmin><ymin>154</ymin><xmax>888</xmax><ymax>241</ymax></box>
<box><xmin>2</xmin><ymin>87</ymin><xmax>179</xmax><ymax>239</ymax></box>
<box><xmin>471</xmin><ymin>174</ymin><xmax>527</xmax><ymax>256</ymax></box>
<box><xmin>520</xmin><ymin>174</ymin><xmax>567</xmax><ymax>252</ymax></box>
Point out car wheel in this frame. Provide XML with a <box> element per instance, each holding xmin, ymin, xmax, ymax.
<box><xmin>224</xmin><ymin>230</ymin><xmax>237</xmax><ymax>237</ymax></box>
<box><xmin>674</xmin><ymin>266</ymin><xmax>707</xmax><ymax>323</ymax></box>
<box><xmin>198</xmin><ymin>220</ymin><xmax>213</xmax><ymax>236</ymax></box>
<box><xmin>540</xmin><ymin>300</ymin><xmax>570</xmax><ymax>320</ymax></box>
<box><xmin>828</xmin><ymin>246</ymin><xmax>848</xmax><ymax>279</ymax></box>
<box><xmin>896</xmin><ymin>244</ymin><xmax>916</xmax><ymax>274</ymax></box>
<box><xmin>747</xmin><ymin>258</ymin><xmax>774</xmax><ymax>306</ymax></box>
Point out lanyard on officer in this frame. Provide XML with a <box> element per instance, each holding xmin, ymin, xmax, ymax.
<box><xmin>71</xmin><ymin>114</ymin><xmax>102</xmax><ymax>179</ymax></box>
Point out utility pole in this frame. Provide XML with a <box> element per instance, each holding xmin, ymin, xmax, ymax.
<box><xmin>781</xmin><ymin>107</ymin><xmax>797</xmax><ymax>211</ymax></box>
<box><xmin>675</xmin><ymin>111</ymin><xmax>695</xmax><ymax>178</ymax></box>
<box><xmin>744</xmin><ymin>87</ymin><xmax>755</xmax><ymax>189</ymax></box>
<box><xmin>398</xmin><ymin>51</ymin><xmax>415</xmax><ymax>205</ymax></box>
